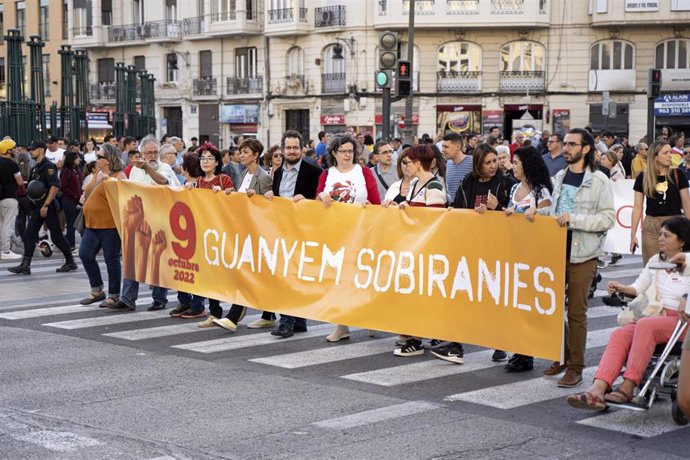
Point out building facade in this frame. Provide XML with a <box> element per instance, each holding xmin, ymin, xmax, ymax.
<box><xmin>68</xmin><ymin>0</ymin><xmax>690</xmax><ymax>147</ymax></box>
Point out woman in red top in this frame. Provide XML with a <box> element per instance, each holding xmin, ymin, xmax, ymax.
<box><xmin>170</xmin><ymin>143</ymin><xmax>233</xmax><ymax>321</ymax></box>
<box><xmin>60</xmin><ymin>151</ymin><xmax>83</xmax><ymax>252</ymax></box>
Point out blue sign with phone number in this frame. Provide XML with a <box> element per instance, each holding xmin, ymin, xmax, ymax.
<box><xmin>654</xmin><ymin>94</ymin><xmax>690</xmax><ymax>117</ymax></box>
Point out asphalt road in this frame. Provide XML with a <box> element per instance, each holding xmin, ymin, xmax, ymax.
<box><xmin>0</xmin><ymin>254</ymin><xmax>688</xmax><ymax>459</ymax></box>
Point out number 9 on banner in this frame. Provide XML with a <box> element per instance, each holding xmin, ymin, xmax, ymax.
<box><xmin>170</xmin><ymin>202</ymin><xmax>196</xmax><ymax>260</ymax></box>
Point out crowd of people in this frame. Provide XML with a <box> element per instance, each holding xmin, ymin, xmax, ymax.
<box><xmin>0</xmin><ymin>124</ymin><xmax>689</xmax><ymax>418</ymax></box>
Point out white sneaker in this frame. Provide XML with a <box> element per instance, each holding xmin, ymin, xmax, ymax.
<box><xmin>1</xmin><ymin>251</ymin><xmax>22</xmax><ymax>260</ymax></box>
<box><xmin>326</xmin><ymin>325</ymin><xmax>350</xmax><ymax>342</ymax></box>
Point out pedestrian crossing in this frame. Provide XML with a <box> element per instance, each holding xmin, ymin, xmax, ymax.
<box><xmin>2</xmin><ymin>255</ymin><xmax>687</xmax><ymax>439</ymax></box>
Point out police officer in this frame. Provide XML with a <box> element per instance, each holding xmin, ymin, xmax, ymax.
<box><xmin>8</xmin><ymin>140</ymin><xmax>77</xmax><ymax>275</ymax></box>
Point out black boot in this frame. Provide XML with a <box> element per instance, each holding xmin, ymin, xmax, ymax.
<box><xmin>56</xmin><ymin>257</ymin><xmax>78</xmax><ymax>273</ymax></box>
<box><xmin>505</xmin><ymin>354</ymin><xmax>534</xmax><ymax>372</ymax></box>
<box><xmin>8</xmin><ymin>256</ymin><xmax>32</xmax><ymax>275</ymax></box>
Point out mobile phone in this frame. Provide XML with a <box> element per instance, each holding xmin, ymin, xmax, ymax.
<box><xmin>631</xmin><ymin>243</ymin><xmax>637</xmax><ymax>254</ymax></box>
<box><xmin>648</xmin><ymin>261</ymin><xmax>679</xmax><ymax>270</ymax></box>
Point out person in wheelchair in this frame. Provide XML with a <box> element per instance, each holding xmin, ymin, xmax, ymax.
<box><xmin>567</xmin><ymin>216</ymin><xmax>690</xmax><ymax>411</ymax></box>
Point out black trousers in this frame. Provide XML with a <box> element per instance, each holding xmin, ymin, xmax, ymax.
<box><xmin>15</xmin><ymin>196</ymin><xmax>33</xmax><ymax>237</ymax></box>
<box><xmin>23</xmin><ymin>203</ymin><xmax>72</xmax><ymax>260</ymax></box>
<box><xmin>224</xmin><ymin>305</ymin><xmax>275</xmax><ymax>324</ymax></box>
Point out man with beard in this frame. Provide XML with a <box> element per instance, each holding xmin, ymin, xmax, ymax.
<box><xmin>546</xmin><ymin>128</ymin><xmax>615</xmax><ymax>388</ymax></box>
<box><xmin>265</xmin><ymin>130</ymin><xmax>322</xmax><ymax>338</ymax></box>
<box><xmin>8</xmin><ymin>141</ymin><xmax>78</xmax><ymax>275</ymax></box>
<box><xmin>110</xmin><ymin>136</ymin><xmax>178</xmax><ymax>312</ymax></box>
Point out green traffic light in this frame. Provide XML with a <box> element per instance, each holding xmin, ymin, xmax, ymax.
<box><xmin>376</xmin><ymin>71</ymin><xmax>389</xmax><ymax>87</ymax></box>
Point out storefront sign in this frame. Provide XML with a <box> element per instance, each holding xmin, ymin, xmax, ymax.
<box><xmin>625</xmin><ymin>1</ymin><xmax>659</xmax><ymax>11</ymax></box>
<box><xmin>552</xmin><ymin>109</ymin><xmax>571</xmax><ymax>135</ymax></box>
<box><xmin>481</xmin><ymin>110</ymin><xmax>504</xmax><ymax>137</ymax></box>
<box><xmin>654</xmin><ymin>94</ymin><xmax>690</xmax><ymax>116</ymax></box>
<box><xmin>437</xmin><ymin>106</ymin><xmax>481</xmax><ymax>134</ymax></box>
<box><xmin>374</xmin><ymin>113</ymin><xmax>419</xmax><ymax>125</ymax></box>
<box><xmin>320</xmin><ymin>114</ymin><xmax>346</xmax><ymax>125</ymax></box>
<box><xmin>220</xmin><ymin>105</ymin><xmax>259</xmax><ymax>124</ymax></box>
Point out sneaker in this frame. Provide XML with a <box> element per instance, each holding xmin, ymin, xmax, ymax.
<box><xmin>147</xmin><ymin>301</ymin><xmax>166</xmax><ymax>311</ymax></box>
<box><xmin>0</xmin><ymin>251</ymin><xmax>22</xmax><ymax>260</ymax></box>
<box><xmin>596</xmin><ymin>258</ymin><xmax>607</xmax><ymax>269</ymax></box>
<box><xmin>247</xmin><ymin>318</ymin><xmax>276</xmax><ymax>329</ymax></box>
<box><xmin>198</xmin><ymin>316</ymin><xmax>218</xmax><ymax>328</ymax></box>
<box><xmin>431</xmin><ymin>343</ymin><xmax>464</xmax><ymax>364</ymax></box>
<box><xmin>180</xmin><ymin>310</ymin><xmax>207</xmax><ymax>319</ymax></box>
<box><xmin>395</xmin><ymin>335</ymin><xmax>410</xmax><ymax>346</ymax></box>
<box><xmin>505</xmin><ymin>355</ymin><xmax>534</xmax><ymax>372</ymax></box>
<box><xmin>271</xmin><ymin>325</ymin><xmax>294</xmax><ymax>338</ymax></box>
<box><xmin>393</xmin><ymin>338</ymin><xmax>424</xmax><ymax>357</ymax></box>
<box><xmin>213</xmin><ymin>318</ymin><xmax>237</xmax><ymax>332</ymax></box>
<box><xmin>169</xmin><ymin>305</ymin><xmax>191</xmax><ymax>317</ymax></box>
<box><xmin>609</xmin><ymin>253</ymin><xmax>623</xmax><ymax>265</ymax></box>
<box><xmin>492</xmin><ymin>350</ymin><xmax>508</xmax><ymax>362</ymax></box>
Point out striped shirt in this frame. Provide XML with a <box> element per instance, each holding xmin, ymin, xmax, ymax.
<box><xmin>446</xmin><ymin>156</ymin><xmax>472</xmax><ymax>203</ymax></box>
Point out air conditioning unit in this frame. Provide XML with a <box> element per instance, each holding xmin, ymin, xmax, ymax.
<box><xmin>317</xmin><ymin>10</ymin><xmax>335</xmax><ymax>27</ymax></box>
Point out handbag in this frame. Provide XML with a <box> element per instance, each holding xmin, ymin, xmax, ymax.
<box><xmin>74</xmin><ymin>207</ymin><xmax>85</xmax><ymax>235</ymax></box>
<box><xmin>617</xmin><ymin>270</ymin><xmax>666</xmax><ymax>326</ymax></box>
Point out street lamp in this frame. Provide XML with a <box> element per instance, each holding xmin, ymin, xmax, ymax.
<box><xmin>331</xmin><ymin>37</ymin><xmax>356</xmax><ymax>60</ymax></box>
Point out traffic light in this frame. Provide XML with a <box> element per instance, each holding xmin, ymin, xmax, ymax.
<box><xmin>395</xmin><ymin>59</ymin><xmax>411</xmax><ymax>97</ymax></box>
<box><xmin>375</xmin><ymin>70</ymin><xmax>391</xmax><ymax>89</ymax></box>
<box><xmin>648</xmin><ymin>68</ymin><xmax>662</xmax><ymax>98</ymax></box>
<box><xmin>378</xmin><ymin>31</ymin><xmax>398</xmax><ymax>70</ymax></box>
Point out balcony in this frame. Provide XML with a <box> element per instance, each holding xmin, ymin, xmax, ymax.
<box><xmin>143</xmin><ymin>20</ymin><xmax>182</xmax><ymax>41</ymax></box>
<box><xmin>206</xmin><ymin>8</ymin><xmax>262</xmax><ymax>36</ymax></box>
<box><xmin>590</xmin><ymin>0</ymin><xmax>690</xmax><ymax>27</ymax></box>
<box><xmin>211</xmin><ymin>11</ymin><xmax>237</xmax><ymax>22</ymax></box>
<box><xmin>193</xmin><ymin>78</ymin><xmax>218</xmax><ymax>97</ymax></box>
<box><xmin>266</xmin><ymin>7</ymin><xmax>310</xmax><ymax>36</ymax></box>
<box><xmin>227</xmin><ymin>76</ymin><xmax>264</xmax><ymax>95</ymax></box>
<box><xmin>71</xmin><ymin>25</ymin><xmax>106</xmax><ymax>48</ymax></box>
<box><xmin>315</xmin><ymin>5</ymin><xmax>346</xmax><ymax>28</ymax></box>
<box><xmin>89</xmin><ymin>82</ymin><xmax>116</xmax><ymax>102</ymax></box>
<box><xmin>499</xmin><ymin>70</ymin><xmax>545</xmax><ymax>93</ymax></box>
<box><xmin>322</xmin><ymin>73</ymin><xmax>346</xmax><ymax>94</ymax></box>
<box><xmin>437</xmin><ymin>71</ymin><xmax>482</xmax><ymax>92</ymax></box>
<box><xmin>375</xmin><ymin>0</ymin><xmax>548</xmax><ymax>28</ymax></box>
<box><xmin>108</xmin><ymin>24</ymin><xmax>144</xmax><ymax>43</ymax></box>
<box><xmin>182</xmin><ymin>16</ymin><xmax>207</xmax><ymax>36</ymax></box>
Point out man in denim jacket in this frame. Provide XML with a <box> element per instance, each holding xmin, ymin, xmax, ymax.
<box><xmin>547</xmin><ymin>127</ymin><xmax>615</xmax><ymax>388</ymax></box>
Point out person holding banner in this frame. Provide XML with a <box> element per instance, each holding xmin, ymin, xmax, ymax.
<box><xmin>567</xmin><ymin>216</ymin><xmax>690</xmax><ymax>410</ymax></box>
<box><xmin>432</xmin><ymin>143</ymin><xmax>517</xmax><ymax>364</ymax></box>
<box><xmin>316</xmin><ymin>134</ymin><xmax>381</xmax><ymax>343</ymax></box>
<box><xmin>630</xmin><ymin>141</ymin><xmax>690</xmax><ymax>266</ymax></box>
<box><xmin>546</xmin><ymin>128</ymin><xmax>615</xmax><ymax>388</ymax></box>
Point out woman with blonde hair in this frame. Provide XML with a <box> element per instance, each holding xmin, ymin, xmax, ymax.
<box><xmin>631</xmin><ymin>141</ymin><xmax>690</xmax><ymax>265</ymax></box>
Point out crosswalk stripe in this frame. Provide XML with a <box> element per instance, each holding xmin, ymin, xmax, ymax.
<box><xmin>607</xmin><ymin>257</ymin><xmax>642</xmax><ymax>267</ymax></box>
<box><xmin>340</xmin><ymin>327</ymin><xmax>617</xmax><ymax>387</ymax></box>
<box><xmin>587</xmin><ymin>307</ymin><xmax>619</xmax><ymax>319</ymax></box>
<box><xmin>576</xmin><ymin>401</ymin><xmax>690</xmax><ymax>437</ymax></box>
<box><xmin>102</xmin><ymin>314</ymin><xmax>262</xmax><ymax>340</ymax></box>
<box><xmin>444</xmin><ymin>367</ymin><xmax>597</xmax><ymax>408</ymax></box>
<box><xmin>0</xmin><ymin>298</ymin><xmax>155</xmax><ymax>320</ymax></box>
<box><xmin>312</xmin><ymin>401</ymin><xmax>442</xmax><ymax>429</ymax></box>
<box><xmin>0</xmin><ymin>296</ymin><xmax>87</xmax><ymax>312</ymax></box>
<box><xmin>249</xmin><ymin>337</ymin><xmax>397</xmax><ymax>369</ymax></box>
<box><xmin>601</xmin><ymin>268</ymin><xmax>643</xmax><ymax>279</ymax></box>
<box><xmin>172</xmin><ymin>324</ymin><xmax>344</xmax><ymax>353</ymax></box>
<box><xmin>43</xmin><ymin>308</ymin><xmax>170</xmax><ymax>329</ymax></box>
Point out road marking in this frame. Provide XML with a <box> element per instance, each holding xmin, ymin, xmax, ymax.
<box><xmin>587</xmin><ymin>307</ymin><xmax>619</xmax><ymax>319</ymax></box>
<box><xmin>103</xmin><ymin>314</ymin><xmax>262</xmax><ymax>340</ymax></box>
<box><xmin>43</xmin><ymin>308</ymin><xmax>171</xmax><ymax>329</ymax></box>
<box><xmin>312</xmin><ymin>401</ymin><xmax>442</xmax><ymax>429</ymax></box>
<box><xmin>577</xmin><ymin>401</ymin><xmax>690</xmax><ymax>437</ymax></box>
<box><xmin>607</xmin><ymin>257</ymin><xmax>643</xmax><ymax>267</ymax></box>
<box><xmin>250</xmin><ymin>338</ymin><xmax>396</xmax><ymax>368</ymax></box>
<box><xmin>601</xmin><ymin>268</ymin><xmax>643</xmax><ymax>279</ymax></box>
<box><xmin>341</xmin><ymin>327</ymin><xmax>617</xmax><ymax>387</ymax></box>
<box><xmin>0</xmin><ymin>298</ymin><xmax>156</xmax><ymax>320</ymax></box>
<box><xmin>173</xmin><ymin>324</ymin><xmax>347</xmax><ymax>353</ymax></box>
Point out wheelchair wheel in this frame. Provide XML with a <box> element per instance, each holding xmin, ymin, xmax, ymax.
<box><xmin>672</xmin><ymin>401</ymin><xmax>688</xmax><ymax>426</ymax></box>
<box><xmin>38</xmin><ymin>241</ymin><xmax>52</xmax><ymax>257</ymax></box>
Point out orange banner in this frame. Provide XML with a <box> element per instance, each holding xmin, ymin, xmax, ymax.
<box><xmin>105</xmin><ymin>181</ymin><xmax>567</xmax><ymax>361</ymax></box>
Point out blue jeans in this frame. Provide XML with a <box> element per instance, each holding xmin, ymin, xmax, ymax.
<box><xmin>62</xmin><ymin>197</ymin><xmax>79</xmax><ymax>249</ymax></box>
<box><xmin>121</xmin><ymin>278</ymin><xmax>168</xmax><ymax>308</ymax></box>
<box><xmin>279</xmin><ymin>315</ymin><xmax>306</xmax><ymax>330</ymax></box>
<box><xmin>78</xmin><ymin>228</ymin><xmax>121</xmax><ymax>296</ymax></box>
<box><xmin>178</xmin><ymin>292</ymin><xmax>205</xmax><ymax>313</ymax></box>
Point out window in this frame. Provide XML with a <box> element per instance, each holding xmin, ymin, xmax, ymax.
<box><xmin>200</xmin><ymin>50</ymin><xmax>212</xmax><ymax>78</ymax></box>
<box><xmin>62</xmin><ymin>0</ymin><xmax>68</xmax><ymax>39</ymax></box>
<box><xmin>98</xmin><ymin>58</ymin><xmax>115</xmax><ymax>83</ymax></box>
<box><xmin>235</xmin><ymin>47</ymin><xmax>257</xmax><ymax>79</ymax></box>
<box><xmin>73</xmin><ymin>0</ymin><xmax>93</xmax><ymax>36</ymax></box>
<box><xmin>39</xmin><ymin>0</ymin><xmax>49</xmax><ymax>40</ymax></box>
<box><xmin>0</xmin><ymin>58</ymin><xmax>5</xmax><ymax>84</ymax></box>
<box><xmin>166</xmin><ymin>0</ymin><xmax>177</xmax><ymax>20</ymax></box>
<box><xmin>102</xmin><ymin>0</ymin><xmax>113</xmax><ymax>26</ymax></box>
<box><xmin>656</xmin><ymin>39</ymin><xmax>690</xmax><ymax>69</ymax></box>
<box><xmin>134</xmin><ymin>55</ymin><xmax>146</xmax><ymax>71</ymax></box>
<box><xmin>198</xmin><ymin>0</ymin><xmax>205</xmax><ymax>16</ymax></box>
<box><xmin>438</xmin><ymin>41</ymin><xmax>481</xmax><ymax>73</ymax></box>
<box><xmin>0</xmin><ymin>4</ymin><xmax>4</xmax><ymax>44</ymax></box>
<box><xmin>43</xmin><ymin>55</ymin><xmax>50</xmax><ymax>96</ymax></box>
<box><xmin>213</xmin><ymin>0</ymin><xmax>236</xmax><ymax>20</ymax></box>
<box><xmin>500</xmin><ymin>41</ymin><xmax>545</xmax><ymax>72</ymax></box>
<box><xmin>133</xmin><ymin>0</ymin><xmax>144</xmax><ymax>24</ymax></box>
<box><xmin>16</xmin><ymin>1</ymin><xmax>26</xmax><ymax>38</ymax></box>
<box><xmin>590</xmin><ymin>40</ymin><xmax>634</xmax><ymax>70</ymax></box>
<box><xmin>167</xmin><ymin>53</ymin><xmax>178</xmax><ymax>82</ymax></box>
<box><xmin>287</xmin><ymin>47</ymin><xmax>304</xmax><ymax>77</ymax></box>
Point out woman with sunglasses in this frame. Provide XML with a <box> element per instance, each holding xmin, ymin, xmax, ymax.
<box><xmin>631</xmin><ymin>143</ymin><xmax>648</xmax><ymax>180</ymax></box>
<box><xmin>631</xmin><ymin>141</ymin><xmax>690</xmax><ymax>265</ymax></box>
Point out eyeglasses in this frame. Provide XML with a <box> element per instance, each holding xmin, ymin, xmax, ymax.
<box><xmin>337</xmin><ymin>149</ymin><xmax>354</xmax><ymax>155</ymax></box>
<box><xmin>564</xmin><ymin>142</ymin><xmax>584</xmax><ymax>148</ymax></box>
<box><xmin>200</xmin><ymin>157</ymin><xmax>215</xmax><ymax>162</ymax></box>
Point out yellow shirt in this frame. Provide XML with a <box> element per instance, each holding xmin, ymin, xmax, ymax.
<box><xmin>631</xmin><ymin>155</ymin><xmax>647</xmax><ymax>180</ymax></box>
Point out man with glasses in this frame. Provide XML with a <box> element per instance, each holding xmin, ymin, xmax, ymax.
<box><xmin>546</xmin><ymin>128</ymin><xmax>615</xmax><ymax>388</ymax></box>
<box><xmin>110</xmin><ymin>136</ymin><xmax>177</xmax><ymax>312</ymax></box>
<box><xmin>371</xmin><ymin>141</ymin><xmax>399</xmax><ymax>200</ymax></box>
<box><xmin>265</xmin><ymin>130</ymin><xmax>322</xmax><ymax>338</ymax></box>
<box><xmin>631</xmin><ymin>142</ymin><xmax>648</xmax><ymax>180</ymax></box>
<box><xmin>542</xmin><ymin>133</ymin><xmax>566</xmax><ymax>178</ymax></box>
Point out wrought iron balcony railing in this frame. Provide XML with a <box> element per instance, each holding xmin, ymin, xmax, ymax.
<box><xmin>498</xmin><ymin>70</ymin><xmax>545</xmax><ymax>92</ymax></box>
<box><xmin>89</xmin><ymin>82</ymin><xmax>116</xmax><ymax>100</ymax></box>
<box><xmin>321</xmin><ymin>73</ymin><xmax>346</xmax><ymax>94</ymax></box>
<box><xmin>436</xmin><ymin>70</ymin><xmax>482</xmax><ymax>92</ymax></box>
<box><xmin>226</xmin><ymin>76</ymin><xmax>264</xmax><ymax>94</ymax></box>
<box><xmin>193</xmin><ymin>78</ymin><xmax>218</xmax><ymax>96</ymax></box>
<box><xmin>315</xmin><ymin>5</ymin><xmax>346</xmax><ymax>27</ymax></box>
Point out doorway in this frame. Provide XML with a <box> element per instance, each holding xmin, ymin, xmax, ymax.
<box><xmin>164</xmin><ymin>106</ymin><xmax>183</xmax><ymax>138</ymax></box>
<box><xmin>285</xmin><ymin>109</ymin><xmax>310</xmax><ymax>144</ymax></box>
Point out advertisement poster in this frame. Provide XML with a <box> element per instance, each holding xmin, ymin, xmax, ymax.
<box><xmin>552</xmin><ymin>109</ymin><xmax>571</xmax><ymax>136</ymax></box>
<box><xmin>437</xmin><ymin>109</ymin><xmax>481</xmax><ymax>135</ymax></box>
<box><xmin>481</xmin><ymin>110</ymin><xmax>504</xmax><ymax>137</ymax></box>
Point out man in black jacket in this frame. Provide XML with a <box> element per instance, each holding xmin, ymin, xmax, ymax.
<box><xmin>265</xmin><ymin>130</ymin><xmax>322</xmax><ymax>338</ymax></box>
